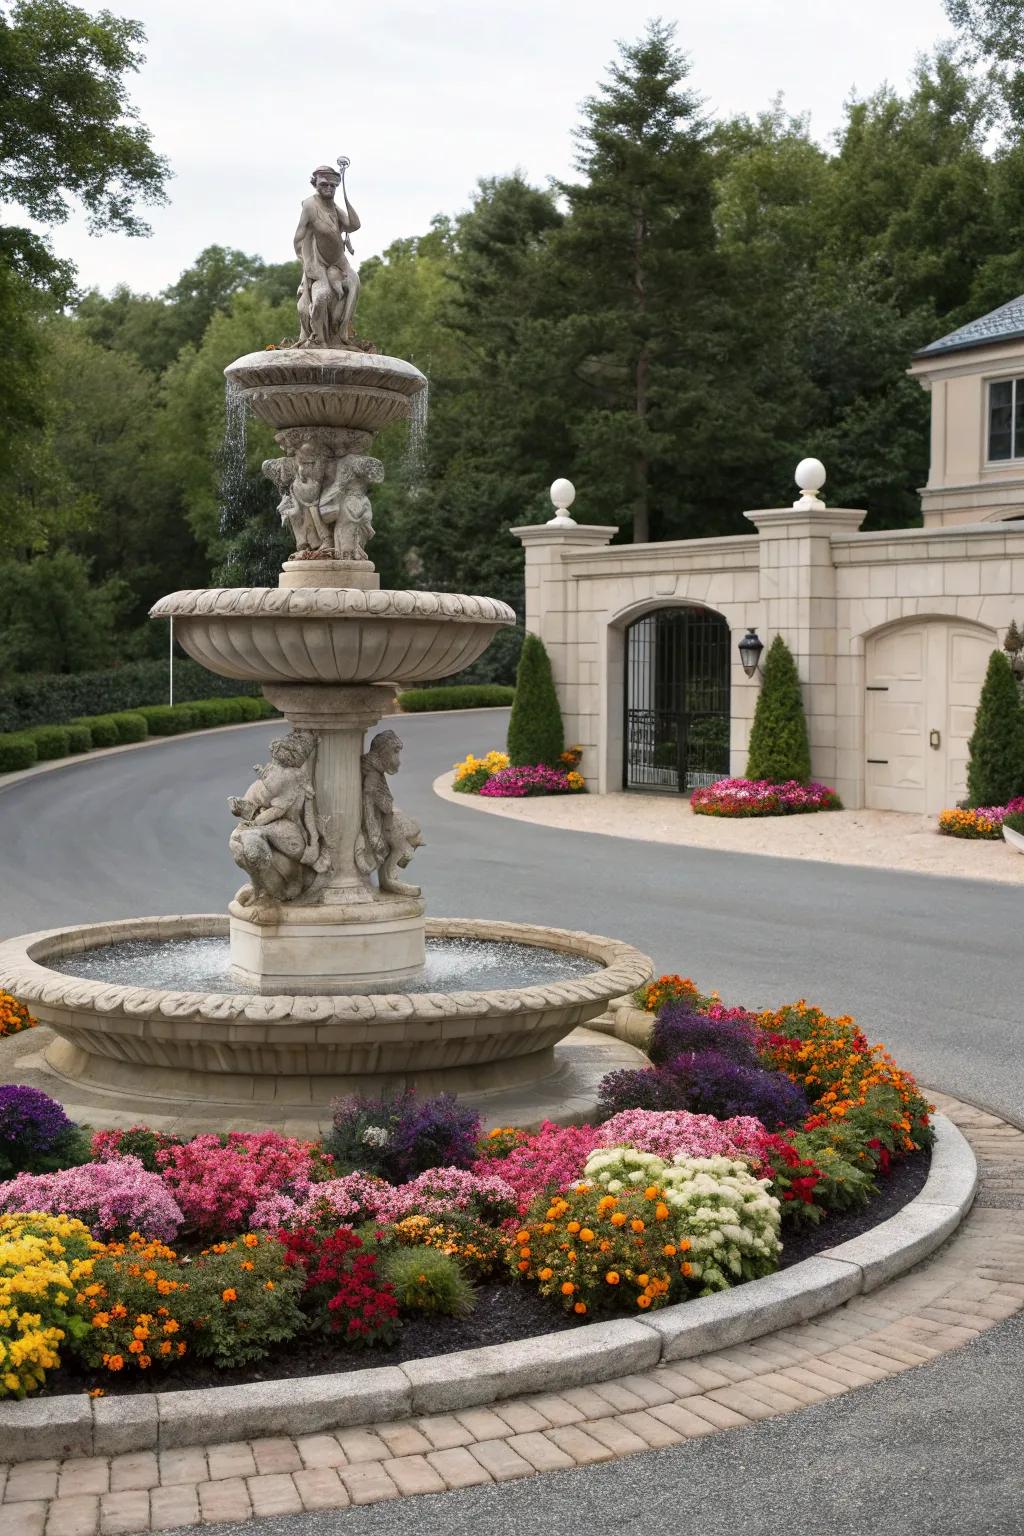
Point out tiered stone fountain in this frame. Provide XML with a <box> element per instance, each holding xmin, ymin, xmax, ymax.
<box><xmin>0</xmin><ymin>160</ymin><xmax>651</xmax><ymax>1130</ymax></box>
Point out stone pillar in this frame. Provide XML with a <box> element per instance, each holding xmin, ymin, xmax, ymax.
<box><xmin>744</xmin><ymin>502</ymin><xmax>865</xmax><ymax>786</ymax></box>
<box><xmin>511</xmin><ymin>521</ymin><xmax>617</xmax><ymax>747</ymax></box>
<box><xmin>228</xmin><ymin>682</ymin><xmax>425</xmax><ymax>992</ymax></box>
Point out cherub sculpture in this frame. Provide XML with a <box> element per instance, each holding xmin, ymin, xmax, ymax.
<box><xmin>228</xmin><ymin>731</ymin><xmax>330</xmax><ymax>908</ymax></box>
<box><xmin>318</xmin><ymin>454</ymin><xmax>384</xmax><ymax>560</ymax></box>
<box><xmin>354</xmin><ymin>729</ymin><xmax>424</xmax><ymax>897</ymax></box>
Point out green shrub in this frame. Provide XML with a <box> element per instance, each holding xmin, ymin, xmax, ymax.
<box><xmin>108</xmin><ymin>712</ymin><xmax>148</xmax><ymax>744</ymax></box>
<box><xmin>0</xmin><ymin>734</ymin><xmax>38</xmax><ymax>772</ymax></box>
<box><xmin>966</xmin><ymin>650</ymin><xmax>1024</xmax><ymax>808</ymax></box>
<box><xmin>74</xmin><ymin>714</ymin><xmax>118</xmax><ymax>748</ymax></box>
<box><xmin>453</xmin><ymin>765</ymin><xmax>492</xmax><ymax>793</ymax></box>
<box><xmin>29</xmin><ymin>725</ymin><xmax>70</xmax><ymax>762</ymax></box>
<box><xmin>398</xmin><ymin>684</ymin><xmax>515</xmax><ymax>712</ymax></box>
<box><xmin>65</xmin><ymin>723</ymin><xmax>93</xmax><ymax>753</ymax></box>
<box><xmin>1002</xmin><ymin>810</ymin><xmax>1024</xmax><ymax>837</ymax></box>
<box><xmin>507</xmin><ymin>633</ymin><xmax>564</xmax><ymax>767</ymax></box>
<box><xmin>187</xmin><ymin>697</ymin><xmax>243</xmax><ymax>727</ymax></box>
<box><xmin>746</xmin><ymin>634</ymin><xmax>812</xmax><ymax>784</ymax></box>
<box><xmin>137</xmin><ymin>704</ymin><xmax>197</xmax><ymax>735</ymax></box>
<box><xmin>234</xmin><ymin>695</ymin><xmax>273</xmax><ymax>721</ymax></box>
<box><xmin>0</xmin><ymin>659</ymin><xmax>263</xmax><ymax>734</ymax></box>
<box><xmin>383</xmin><ymin>1246</ymin><xmax>476</xmax><ymax>1317</ymax></box>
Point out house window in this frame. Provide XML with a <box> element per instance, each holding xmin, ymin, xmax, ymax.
<box><xmin>988</xmin><ymin>377</ymin><xmax>1024</xmax><ymax>461</ymax></box>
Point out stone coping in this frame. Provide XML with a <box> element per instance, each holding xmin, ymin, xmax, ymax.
<box><xmin>150</xmin><ymin>589</ymin><xmax>515</xmax><ymax>624</ymax></box>
<box><xmin>225</xmin><ymin>349</ymin><xmax>427</xmax><ymax>395</ymax></box>
<box><xmin>0</xmin><ymin>916</ymin><xmax>653</xmax><ymax>1029</ymax></box>
<box><xmin>0</xmin><ymin>1112</ymin><xmax>975</xmax><ymax>1462</ymax></box>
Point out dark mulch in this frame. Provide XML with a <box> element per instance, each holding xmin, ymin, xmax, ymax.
<box><xmin>41</xmin><ymin>1149</ymin><xmax>929</xmax><ymax>1398</ymax></box>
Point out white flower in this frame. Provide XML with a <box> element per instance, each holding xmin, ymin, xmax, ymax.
<box><xmin>360</xmin><ymin>1125</ymin><xmax>389</xmax><ymax>1148</ymax></box>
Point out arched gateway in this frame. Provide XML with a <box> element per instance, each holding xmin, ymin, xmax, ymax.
<box><xmin>623</xmin><ymin>606</ymin><xmax>731</xmax><ymax>792</ymax></box>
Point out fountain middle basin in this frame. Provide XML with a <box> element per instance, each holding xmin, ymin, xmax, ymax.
<box><xmin>0</xmin><ymin>916</ymin><xmax>652</xmax><ymax>1115</ymax></box>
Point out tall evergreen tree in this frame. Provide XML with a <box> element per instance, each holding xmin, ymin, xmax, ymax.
<box><xmin>746</xmin><ymin>635</ymin><xmax>812</xmax><ymax>784</ymax></box>
<box><xmin>507</xmin><ymin>633</ymin><xmax>564</xmax><ymax>767</ymax></box>
<box><xmin>966</xmin><ymin>649</ymin><xmax>1024</xmax><ymax>806</ymax></box>
<box><xmin>549</xmin><ymin>21</ymin><xmax>720</xmax><ymax>542</ymax></box>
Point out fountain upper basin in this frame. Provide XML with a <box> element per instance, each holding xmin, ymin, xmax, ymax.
<box><xmin>225</xmin><ymin>348</ymin><xmax>427</xmax><ymax>434</ymax></box>
<box><xmin>149</xmin><ymin>587</ymin><xmax>516</xmax><ymax>685</ymax></box>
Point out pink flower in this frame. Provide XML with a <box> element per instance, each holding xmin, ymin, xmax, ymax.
<box><xmin>595</xmin><ymin>1109</ymin><xmax>771</xmax><ymax>1164</ymax></box>
<box><xmin>473</xmin><ymin>1122</ymin><xmax>602</xmax><ymax>1213</ymax></box>
<box><xmin>156</xmin><ymin>1131</ymin><xmax>319</xmax><ymax>1236</ymax></box>
<box><xmin>0</xmin><ymin>1156</ymin><xmax>183</xmax><ymax>1241</ymax></box>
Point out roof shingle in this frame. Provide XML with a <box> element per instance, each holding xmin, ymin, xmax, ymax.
<box><xmin>914</xmin><ymin>295</ymin><xmax>1024</xmax><ymax>359</ymax></box>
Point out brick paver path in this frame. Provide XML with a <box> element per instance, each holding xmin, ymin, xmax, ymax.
<box><xmin>3</xmin><ymin>1094</ymin><xmax>1022</xmax><ymax>1534</ymax></box>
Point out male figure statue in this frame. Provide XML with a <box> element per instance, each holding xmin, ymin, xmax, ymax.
<box><xmin>294</xmin><ymin>159</ymin><xmax>361</xmax><ymax>348</ymax></box>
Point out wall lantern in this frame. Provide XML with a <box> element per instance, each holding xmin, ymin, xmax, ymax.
<box><xmin>738</xmin><ymin>628</ymin><xmax>764</xmax><ymax>678</ymax></box>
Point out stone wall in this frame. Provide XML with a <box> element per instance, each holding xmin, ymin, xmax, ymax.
<box><xmin>513</xmin><ymin>512</ymin><xmax>1024</xmax><ymax>812</ymax></box>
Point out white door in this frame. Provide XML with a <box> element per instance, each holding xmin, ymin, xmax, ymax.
<box><xmin>865</xmin><ymin>622</ymin><xmax>995</xmax><ymax>814</ymax></box>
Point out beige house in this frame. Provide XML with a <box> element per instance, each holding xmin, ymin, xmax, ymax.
<box><xmin>514</xmin><ymin>301</ymin><xmax>1024</xmax><ymax>816</ymax></box>
<box><xmin>910</xmin><ymin>294</ymin><xmax>1024</xmax><ymax>526</ymax></box>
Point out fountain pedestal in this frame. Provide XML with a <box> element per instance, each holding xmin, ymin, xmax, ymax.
<box><xmin>228</xmin><ymin>682</ymin><xmax>426</xmax><ymax>991</ymax></box>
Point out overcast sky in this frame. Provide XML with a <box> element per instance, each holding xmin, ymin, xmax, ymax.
<box><xmin>16</xmin><ymin>0</ymin><xmax>952</xmax><ymax>296</ymax></box>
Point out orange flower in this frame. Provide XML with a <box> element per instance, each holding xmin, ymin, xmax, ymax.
<box><xmin>636</xmin><ymin>1294</ymin><xmax>652</xmax><ymax>1308</ymax></box>
<box><xmin>243</xmin><ymin>1233</ymin><xmax>259</xmax><ymax>1248</ymax></box>
<box><xmin>644</xmin><ymin>1186</ymin><xmax>659</xmax><ymax>1200</ymax></box>
<box><xmin>566</xmin><ymin>1221</ymin><xmax>581</xmax><ymax>1234</ymax></box>
<box><xmin>663</xmin><ymin>1243</ymin><xmax>677</xmax><ymax>1257</ymax></box>
<box><xmin>515</xmin><ymin>1230</ymin><xmax>530</xmax><ymax>1244</ymax></box>
<box><xmin>105</xmin><ymin>1354</ymin><xmax>124</xmax><ymax>1371</ymax></box>
<box><xmin>630</xmin><ymin>1219</ymin><xmax>645</xmax><ymax>1233</ymax></box>
<box><xmin>573</xmin><ymin>1302</ymin><xmax>587</xmax><ymax>1315</ymax></box>
<box><xmin>538</xmin><ymin>1267</ymin><xmax>553</xmax><ymax>1280</ymax></box>
<box><xmin>128</xmin><ymin>1340</ymin><xmax>144</xmax><ymax>1354</ymax></box>
<box><xmin>610</xmin><ymin>1212</ymin><xmax>627</xmax><ymax>1227</ymax></box>
<box><xmin>517</xmin><ymin>1260</ymin><xmax>530</xmax><ymax>1272</ymax></box>
<box><xmin>221</xmin><ymin>1288</ymin><xmax>237</xmax><ymax>1303</ymax></box>
<box><xmin>88</xmin><ymin>1387</ymin><xmax>105</xmax><ymax>1398</ymax></box>
<box><xmin>561</xmin><ymin>1281</ymin><xmax>575</xmax><ymax>1295</ymax></box>
<box><xmin>654</xmin><ymin>1203</ymin><xmax>669</xmax><ymax>1221</ymax></box>
<box><xmin>605</xmin><ymin>1271</ymin><xmax>620</xmax><ymax>1285</ymax></box>
<box><xmin>264</xmin><ymin>1281</ymin><xmax>275</xmax><ymax>1291</ymax></box>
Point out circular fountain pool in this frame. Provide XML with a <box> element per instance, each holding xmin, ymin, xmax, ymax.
<box><xmin>48</xmin><ymin>934</ymin><xmax>601</xmax><ymax>996</ymax></box>
<box><xmin>0</xmin><ymin>915</ymin><xmax>652</xmax><ymax>1127</ymax></box>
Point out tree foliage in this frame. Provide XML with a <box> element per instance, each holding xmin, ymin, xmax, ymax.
<box><xmin>746</xmin><ymin>635</ymin><xmax>812</xmax><ymax>785</ymax></box>
<box><xmin>965</xmin><ymin>649</ymin><xmax>1024</xmax><ymax>806</ymax></box>
<box><xmin>8</xmin><ymin>17</ymin><xmax>1024</xmax><ymax>684</ymax></box>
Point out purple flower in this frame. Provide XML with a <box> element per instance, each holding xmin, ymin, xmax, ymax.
<box><xmin>0</xmin><ymin>1086</ymin><xmax>76</xmax><ymax>1178</ymax></box>
<box><xmin>327</xmin><ymin>1090</ymin><xmax>481</xmax><ymax>1182</ymax></box>
<box><xmin>649</xmin><ymin>1006</ymin><xmax>760</xmax><ymax>1068</ymax></box>
<box><xmin>599</xmin><ymin>1050</ymin><xmax>808</xmax><ymax>1129</ymax></box>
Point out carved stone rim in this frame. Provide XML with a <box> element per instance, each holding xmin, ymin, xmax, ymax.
<box><xmin>149</xmin><ymin>589</ymin><xmax>517</xmax><ymax>625</ymax></box>
<box><xmin>0</xmin><ymin>915</ymin><xmax>653</xmax><ymax>1024</ymax></box>
<box><xmin>225</xmin><ymin>349</ymin><xmax>426</xmax><ymax>395</ymax></box>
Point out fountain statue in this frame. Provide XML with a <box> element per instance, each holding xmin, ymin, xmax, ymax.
<box><xmin>0</xmin><ymin>157</ymin><xmax>652</xmax><ymax>1130</ymax></box>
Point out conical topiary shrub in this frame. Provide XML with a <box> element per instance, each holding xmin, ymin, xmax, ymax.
<box><xmin>966</xmin><ymin>649</ymin><xmax>1024</xmax><ymax>807</ymax></box>
<box><xmin>507</xmin><ymin>632</ymin><xmax>565</xmax><ymax>768</ymax></box>
<box><xmin>746</xmin><ymin>634</ymin><xmax>812</xmax><ymax>785</ymax></box>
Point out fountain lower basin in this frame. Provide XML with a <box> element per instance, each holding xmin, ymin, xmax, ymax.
<box><xmin>0</xmin><ymin>915</ymin><xmax>652</xmax><ymax>1113</ymax></box>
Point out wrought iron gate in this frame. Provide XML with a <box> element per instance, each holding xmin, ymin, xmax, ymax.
<box><xmin>623</xmin><ymin>607</ymin><xmax>731</xmax><ymax>792</ymax></box>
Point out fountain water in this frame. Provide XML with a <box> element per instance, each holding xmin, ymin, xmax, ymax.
<box><xmin>0</xmin><ymin>159</ymin><xmax>651</xmax><ymax>1128</ymax></box>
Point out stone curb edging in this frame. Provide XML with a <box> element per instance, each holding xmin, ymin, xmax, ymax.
<box><xmin>0</xmin><ymin>1112</ymin><xmax>975</xmax><ymax>1463</ymax></box>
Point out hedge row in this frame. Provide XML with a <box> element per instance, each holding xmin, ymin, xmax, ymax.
<box><xmin>0</xmin><ymin>696</ymin><xmax>277</xmax><ymax>774</ymax></box>
<box><xmin>397</xmin><ymin>684</ymin><xmax>515</xmax><ymax>712</ymax></box>
<box><xmin>0</xmin><ymin>658</ymin><xmax>263</xmax><ymax>735</ymax></box>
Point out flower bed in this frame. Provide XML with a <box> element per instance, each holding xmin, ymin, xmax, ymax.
<box><xmin>453</xmin><ymin>747</ymin><xmax>586</xmax><ymax>796</ymax></box>
<box><xmin>937</xmin><ymin>796</ymin><xmax>1024</xmax><ymax>839</ymax></box>
<box><xmin>691</xmin><ymin>778</ymin><xmax>842</xmax><ymax>816</ymax></box>
<box><xmin>0</xmin><ymin>972</ymin><xmax>932</xmax><ymax>1398</ymax></box>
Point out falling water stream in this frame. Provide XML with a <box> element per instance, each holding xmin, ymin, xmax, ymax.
<box><xmin>404</xmin><ymin>380</ymin><xmax>429</xmax><ymax>488</ymax></box>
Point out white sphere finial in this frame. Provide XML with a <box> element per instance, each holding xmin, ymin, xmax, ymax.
<box><xmin>793</xmin><ymin>457</ymin><xmax>826</xmax><ymax>510</ymax></box>
<box><xmin>547</xmin><ymin>477</ymin><xmax>578</xmax><ymax>527</ymax></box>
